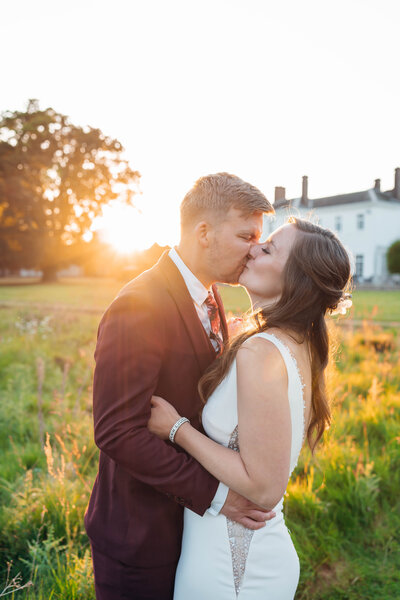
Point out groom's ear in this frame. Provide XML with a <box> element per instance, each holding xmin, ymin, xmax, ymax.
<box><xmin>195</xmin><ymin>221</ymin><xmax>212</xmax><ymax>248</ymax></box>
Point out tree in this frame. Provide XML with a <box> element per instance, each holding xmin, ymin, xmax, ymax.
<box><xmin>387</xmin><ymin>240</ymin><xmax>400</xmax><ymax>275</ymax></box>
<box><xmin>0</xmin><ymin>99</ymin><xmax>140</xmax><ymax>281</ymax></box>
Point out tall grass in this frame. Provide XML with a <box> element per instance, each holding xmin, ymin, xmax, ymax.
<box><xmin>287</xmin><ymin>322</ymin><xmax>400</xmax><ymax>599</ymax></box>
<box><xmin>0</xmin><ymin>308</ymin><xmax>98</xmax><ymax>599</ymax></box>
<box><xmin>0</xmin><ymin>284</ymin><xmax>399</xmax><ymax>598</ymax></box>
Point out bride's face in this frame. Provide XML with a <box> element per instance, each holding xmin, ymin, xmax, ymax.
<box><xmin>239</xmin><ymin>224</ymin><xmax>298</xmax><ymax>304</ymax></box>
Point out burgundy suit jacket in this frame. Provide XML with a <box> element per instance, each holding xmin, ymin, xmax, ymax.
<box><xmin>85</xmin><ymin>252</ymin><xmax>228</xmax><ymax>568</ymax></box>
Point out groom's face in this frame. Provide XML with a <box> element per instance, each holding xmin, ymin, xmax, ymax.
<box><xmin>208</xmin><ymin>208</ymin><xmax>264</xmax><ymax>284</ymax></box>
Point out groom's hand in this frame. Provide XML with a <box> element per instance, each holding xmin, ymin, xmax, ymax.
<box><xmin>220</xmin><ymin>489</ymin><xmax>275</xmax><ymax>530</ymax></box>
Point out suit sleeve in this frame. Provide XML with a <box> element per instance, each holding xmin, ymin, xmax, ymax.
<box><xmin>92</xmin><ymin>292</ymin><xmax>219</xmax><ymax>516</ymax></box>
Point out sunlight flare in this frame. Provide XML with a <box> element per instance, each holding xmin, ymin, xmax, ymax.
<box><xmin>96</xmin><ymin>203</ymin><xmax>153</xmax><ymax>253</ymax></box>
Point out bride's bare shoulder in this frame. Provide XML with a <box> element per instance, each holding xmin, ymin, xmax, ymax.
<box><xmin>238</xmin><ymin>332</ymin><xmax>285</xmax><ymax>366</ymax></box>
<box><xmin>236</xmin><ymin>335</ymin><xmax>287</xmax><ymax>390</ymax></box>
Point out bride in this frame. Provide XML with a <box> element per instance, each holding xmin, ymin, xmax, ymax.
<box><xmin>148</xmin><ymin>217</ymin><xmax>351</xmax><ymax>599</ymax></box>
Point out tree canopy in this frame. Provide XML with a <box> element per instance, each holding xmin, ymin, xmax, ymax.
<box><xmin>387</xmin><ymin>240</ymin><xmax>400</xmax><ymax>275</ymax></box>
<box><xmin>0</xmin><ymin>100</ymin><xmax>140</xmax><ymax>281</ymax></box>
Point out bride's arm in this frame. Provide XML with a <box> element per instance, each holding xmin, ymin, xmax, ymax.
<box><xmin>149</xmin><ymin>338</ymin><xmax>291</xmax><ymax>511</ymax></box>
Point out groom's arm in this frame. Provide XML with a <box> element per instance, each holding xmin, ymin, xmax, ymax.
<box><xmin>93</xmin><ymin>291</ymin><xmax>221</xmax><ymax>516</ymax></box>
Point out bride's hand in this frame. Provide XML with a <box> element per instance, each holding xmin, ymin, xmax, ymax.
<box><xmin>148</xmin><ymin>395</ymin><xmax>181</xmax><ymax>439</ymax></box>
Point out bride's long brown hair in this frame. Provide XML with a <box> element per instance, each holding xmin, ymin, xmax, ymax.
<box><xmin>199</xmin><ymin>217</ymin><xmax>352</xmax><ymax>451</ymax></box>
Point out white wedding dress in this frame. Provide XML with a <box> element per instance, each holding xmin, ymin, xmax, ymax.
<box><xmin>174</xmin><ymin>332</ymin><xmax>305</xmax><ymax>599</ymax></box>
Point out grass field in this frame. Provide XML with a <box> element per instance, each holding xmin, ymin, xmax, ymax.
<box><xmin>1</xmin><ymin>277</ymin><xmax>400</xmax><ymax>322</ymax></box>
<box><xmin>0</xmin><ymin>279</ymin><xmax>399</xmax><ymax>598</ymax></box>
<box><xmin>217</xmin><ymin>285</ymin><xmax>400</xmax><ymax>322</ymax></box>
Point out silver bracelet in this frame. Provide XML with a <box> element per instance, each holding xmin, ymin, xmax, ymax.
<box><xmin>169</xmin><ymin>417</ymin><xmax>190</xmax><ymax>443</ymax></box>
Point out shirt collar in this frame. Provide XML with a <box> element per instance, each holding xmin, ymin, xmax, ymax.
<box><xmin>168</xmin><ymin>247</ymin><xmax>209</xmax><ymax>306</ymax></box>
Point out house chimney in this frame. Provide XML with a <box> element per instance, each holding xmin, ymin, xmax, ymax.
<box><xmin>301</xmin><ymin>176</ymin><xmax>308</xmax><ymax>205</ymax></box>
<box><xmin>274</xmin><ymin>186</ymin><xmax>286</xmax><ymax>203</ymax></box>
<box><xmin>374</xmin><ymin>178</ymin><xmax>381</xmax><ymax>192</ymax></box>
<box><xmin>395</xmin><ymin>168</ymin><xmax>400</xmax><ymax>200</ymax></box>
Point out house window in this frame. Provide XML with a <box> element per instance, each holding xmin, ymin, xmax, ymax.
<box><xmin>334</xmin><ymin>216</ymin><xmax>342</xmax><ymax>232</ymax></box>
<box><xmin>355</xmin><ymin>254</ymin><xmax>364</xmax><ymax>279</ymax></box>
<box><xmin>357</xmin><ymin>214</ymin><xmax>365</xmax><ymax>229</ymax></box>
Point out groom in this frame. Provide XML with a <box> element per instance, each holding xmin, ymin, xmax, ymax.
<box><xmin>85</xmin><ymin>173</ymin><xmax>274</xmax><ymax>599</ymax></box>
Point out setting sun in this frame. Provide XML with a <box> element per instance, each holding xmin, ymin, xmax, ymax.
<box><xmin>94</xmin><ymin>185</ymin><xmax>181</xmax><ymax>254</ymax></box>
<box><xmin>95</xmin><ymin>203</ymin><xmax>154</xmax><ymax>254</ymax></box>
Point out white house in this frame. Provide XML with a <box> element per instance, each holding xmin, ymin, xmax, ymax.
<box><xmin>265</xmin><ymin>168</ymin><xmax>400</xmax><ymax>284</ymax></box>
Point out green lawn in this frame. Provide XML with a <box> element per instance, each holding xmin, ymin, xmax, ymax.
<box><xmin>1</xmin><ymin>278</ymin><xmax>399</xmax><ymax>322</ymax></box>
<box><xmin>0</xmin><ymin>278</ymin><xmax>121</xmax><ymax>311</ymax></box>
<box><xmin>217</xmin><ymin>287</ymin><xmax>400</xmax><ymax>322</ymax></box>
<box><xmin>349</xmin><ymin>290</ymin><xmax>400</xmax><ymax>322</ymax></box>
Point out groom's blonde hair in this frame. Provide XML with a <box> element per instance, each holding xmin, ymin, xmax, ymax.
<box><xmin>180</xmin><ymin>172</ymin><xmax>273</xmax><ymax>230</ymax></box>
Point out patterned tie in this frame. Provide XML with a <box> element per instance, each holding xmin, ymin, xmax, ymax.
<box><xmin>204</xmin><ymin>291</ymin><xmax>223</xmax><ymax>354</ymax></box>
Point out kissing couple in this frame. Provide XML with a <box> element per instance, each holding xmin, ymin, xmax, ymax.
<box><xmin>85</xmin><ymin>173</ymin><xmax>351</xmax><ymax>599</ymax></box>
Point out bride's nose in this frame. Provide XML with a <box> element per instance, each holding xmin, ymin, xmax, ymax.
<box><xmin>248</xmin><ymin>243</ymin><xmax>263</xmax><ymax>258</ymax></box>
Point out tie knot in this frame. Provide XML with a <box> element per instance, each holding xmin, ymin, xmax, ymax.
<box><xmin>205</xmin><ymin>291</ymin><xmax>218</xmax><ymax>311</ymax></box>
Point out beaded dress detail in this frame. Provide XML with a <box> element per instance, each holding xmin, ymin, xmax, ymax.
<box><xmin>226</xmin><ymin>426</ymin><xmax>254</xmax><ymax>597</ymax></box>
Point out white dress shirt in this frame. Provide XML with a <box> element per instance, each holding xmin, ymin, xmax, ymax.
<box><xmin>168</xmin><ymin>247</ymin><xmax>223</xmax><ymax>351</ymax></box>
<box><xmin>168</xmin><ymin>247</ymin><xmax>229</xmax><ymax>515</ymax></box>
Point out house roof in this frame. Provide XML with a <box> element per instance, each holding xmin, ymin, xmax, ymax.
<box><xmin>274</xmin><ymin>188</ymin><xmax>400</xmax><ymax>210</ymax></box>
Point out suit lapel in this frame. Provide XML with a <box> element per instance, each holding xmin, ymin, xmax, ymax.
<box><xmin>157</xmin><ymin>253</ymin><xmax>217</xmax><ymax>373</ymax></box>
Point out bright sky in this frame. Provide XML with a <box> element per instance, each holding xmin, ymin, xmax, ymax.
<box><xmin>1</xmin><ymin>0</ymin><xmax>399</xmax><ymax>249</ymax></box>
